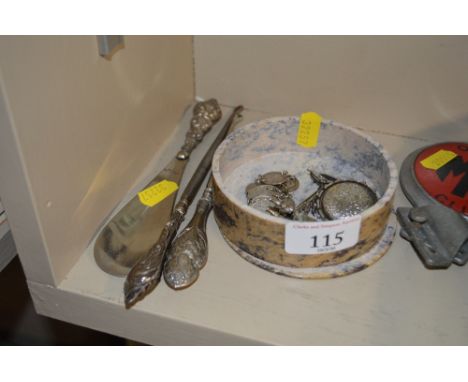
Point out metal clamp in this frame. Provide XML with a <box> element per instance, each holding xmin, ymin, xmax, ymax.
<box><xmin>397</xmin><ymin>204</ymin><xmax>468</xmax><ymax>268</ymax></box>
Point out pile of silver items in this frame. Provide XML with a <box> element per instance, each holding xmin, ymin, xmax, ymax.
<box><xmin>245</xmin><ymin>171</ymin><xmax>299</xmax><ymax>218</ymax></box>
<box><xmin>163</xmin><ymin>181</ymin><xmax>214</xmax><ymax>290</ymax></box>
<box><xmin>295</xmin><ymin>170</ymin><xmax>378</xmax><ymax>221</ymax></box>
<box><xmin>247</xmin><ymin>169</ymin><xmax>378</xmax><ymax>222</ymax></box>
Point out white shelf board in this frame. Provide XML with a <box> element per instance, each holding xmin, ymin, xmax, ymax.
<box><xmin>29</xmin><ymin>106</ymin><xmax>468</xmax><ymax>345</ymax></box>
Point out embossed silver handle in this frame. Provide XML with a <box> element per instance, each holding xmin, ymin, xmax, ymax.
<box><xmin>164</xmin><ymin>180</ymin><xmax>214</xmax><ymax>289</ymax></box>
<box><xmin>163</xmin><ymin>105</ymin><xmax>244</xmax><ymax>290</ymax></box>
<box><xmin>176</xmin><ymin>98</ymin><xmax>222</xmax><ymax>160</ymax></box>
<box><xmin>124</xmin><ymin>201</ymin><xmax>188</xmax><ymax>307</ymax></box>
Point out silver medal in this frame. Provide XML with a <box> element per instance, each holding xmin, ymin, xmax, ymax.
<box><xmin>320</xmin><ymin>181</ymin><xmax>377</xmax><ymax>219</ymax></box>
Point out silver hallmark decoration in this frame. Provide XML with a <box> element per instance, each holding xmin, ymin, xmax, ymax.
<box><xmin>249</xmin><ymin>169</ymin><xmax>377</xmax><ymax>222</ymax></box>
<box><xmin>257</xmin><ymin>171</ymin><xmax>290</xmax><ymax>186</ymax></box>
<box><xmin>163</xmin><ymin>106</ymin><xmax>245</xmax><ymax>291</ymax></box>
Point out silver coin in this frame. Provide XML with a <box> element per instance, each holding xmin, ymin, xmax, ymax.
<box><xmin>257</xmin><ymin>171</ymin><xmax>290</xmax><ymax>186</ymax></box>
<box><xmin>245</xmin><ymin>182</ymin><xmax>260</xmax><ymax>195</ymax></box>
<box><xmin>279</xmin><ymin>197</ymin><xmax>296</xmax><ymax>214</ymax></box>
<box><xmin>249</xmin><ymin>197</ymin><xmax>277</xmax><ymax>212</ymax></box>
<box><xmin>320</xmin><ymin>181</ymin><xmax>377</xmax><ymax>219</ymax></box>
<box><xmin>293</xmin><ymin>210</ymin><xmax>317</xmax><ymax>222</ymax></box>
<box><xmin>246</xmin><ymin>184</ymin><xmax>285</xmax><ymax>201</ymax></box>
<box><xmin>280</xmin><ymin>175</ymin><xmax>300</xmax><ymax>192</ymax></box>
<box><xmin>249</xmin><ymin>193</ymin><xmax>284</xmax><ymax>206</ymax></box>
<box><xmin>265</xmin><ymin>207</ymin><xmax>282</xmax><ymax>217</ymax></box>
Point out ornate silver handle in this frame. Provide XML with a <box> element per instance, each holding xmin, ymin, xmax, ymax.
<box><xmin>176</xmin><ymin>99</ymin><xmax>222</xmax><ymax>160</ymax></box>
<box><xmin>124</xmin><ymin>201</ymin><xmax>188</xmax><ymax>307</ymax></box>
<box><xmin>163</xmin><ymin>180</ymin><xmax>214</xmax><ymax>289</ymax></box>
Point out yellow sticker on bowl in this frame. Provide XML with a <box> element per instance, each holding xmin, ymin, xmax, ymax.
<box><xmin>297</xmin><ymin>112</ymin><xmax>322</xmax><ymax>148</ymax></box>
<box><xmin>420</xmin><ymin>149</ymin><xmax>457</xmax><ymax>170</ymax></box>
<box><xmin>138</xmin><ymin>180</ymin><xmax>179</xmax><ymax>207</ymax></box>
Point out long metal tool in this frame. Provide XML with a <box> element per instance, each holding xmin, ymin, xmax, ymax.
<box><xmin>163</xmin><ymin>176</ymin><xmax>215</xmax><ymax>289</ymax></box>
<box><xmin>94</xmin><ymin>99</ymin><xmax>222</xmax><ymax>276</ymax></box>
<box><xmin>124</xmin><ymin>106</ymin><xmax>244</xmax><ymax>308</ymax></box>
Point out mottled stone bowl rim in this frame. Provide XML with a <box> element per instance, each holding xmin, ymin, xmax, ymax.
<box><xmin>212</xmin><ymin>116</ymin><xmax>399</xmax><ymax>225</ymax></box>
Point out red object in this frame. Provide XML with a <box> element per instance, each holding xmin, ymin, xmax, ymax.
<box><xmin>414</xmin><ymin>142</ymin><xmax>468</xmax><ymax>216</ymax></box>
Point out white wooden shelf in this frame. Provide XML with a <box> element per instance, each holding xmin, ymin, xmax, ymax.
<box><xmin>29</xmin><ymin>107</ymin><xmax>468</xmax><ymax>345</ymax></box>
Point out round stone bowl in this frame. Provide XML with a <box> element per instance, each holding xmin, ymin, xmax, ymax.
<box><xmin>211</xmin><ymin>116</ymin><xmax>398</xmax><ymax>279</ymax></box>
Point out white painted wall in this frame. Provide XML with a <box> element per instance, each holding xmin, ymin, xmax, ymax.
<box><xmin>0</xmin><ymin>36</ymin><xmax>194</xmax><ymax>284</ymax></box>
<box><xmin>194</xmin><ymin>36</ymin><xmax>468</xmax><ymax>142</ymax></box>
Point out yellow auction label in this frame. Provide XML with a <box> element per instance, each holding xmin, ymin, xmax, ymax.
<box><xmin>420</xmin><ymin>149</ymin><xmax>457</xmax><ymax>170</ymax></box>
<box><xmin>138</xmin><ymin>180</ymin><xmax>179</xmax><ymax>207</ymax></box>
<box><xmin>297</xmin><ymin>112</ymin><xmax>322</xmax><ymax>148</ymax></box>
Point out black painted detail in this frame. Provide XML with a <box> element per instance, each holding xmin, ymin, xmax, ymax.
<box><xmin>436</xmin><ymin>155</ymin><xmax>468</xmax><ymax>198</ymax></box>
<box><xmin>213</xmin><ymin>204</ymin><xmax>237</xmax><ymax>228</ymax></box>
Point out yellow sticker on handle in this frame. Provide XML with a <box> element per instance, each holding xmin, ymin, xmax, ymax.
<box><xmin>138</xmin><ymin>180</ymin><xmax>179</xmax><ymax>207</ymax></box>
<box><xmin>420</xmin><ymin>149</ymin><xmax>457</xmax><ymax>170</ymax></box>
<box><xmin>297</xmin><ymin>112</ymin><xmax>322</xmax><ymax>148</ymax></box>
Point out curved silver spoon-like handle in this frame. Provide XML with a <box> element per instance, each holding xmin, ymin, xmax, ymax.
<box><xmin>163</xmin><ymin>106</ymin><xmax>243</xmax><ymax>290</ymax></box>
<box><xmin>164</xmin><ymin>181</ymin><xmax>214</xmax><ymax>289</ymax></box>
